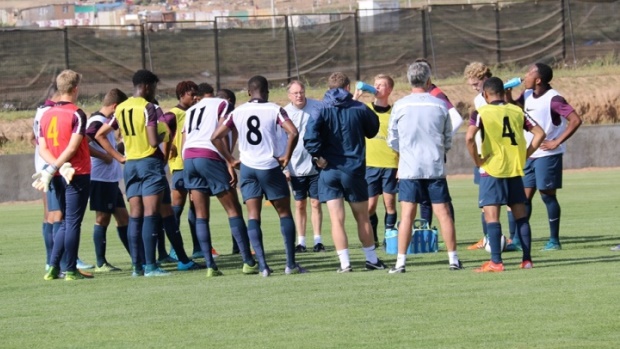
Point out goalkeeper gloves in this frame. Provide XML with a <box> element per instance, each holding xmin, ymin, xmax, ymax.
<box><xmin>58</xmin><ymin>163</ymin><xmax>75</xmax><ymax>183</ymax></box>
<box><xmin>32</xmin><ymin>164</ymin><xmax>57</xmax><ymax>192</ymax></box>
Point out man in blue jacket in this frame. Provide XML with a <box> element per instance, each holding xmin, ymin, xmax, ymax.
<box><xmin>304</xmin><ymin>72</ymin><xmax>385</xmax><ymax>273</ymax></box>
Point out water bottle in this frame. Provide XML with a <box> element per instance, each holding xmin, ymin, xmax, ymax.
<box><xmin>504</xmin><ymin>77</ymin><xmax>522</xmax><ymax>90</ymax></box>
<box><xmin>356</xmin><ymin>81</ymin><xmax>377</xmax><ymax>95</ymax></box>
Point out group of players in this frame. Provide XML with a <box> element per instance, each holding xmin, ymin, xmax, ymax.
<box><xmin>31</xmin><ymin>59</ymin><xmax>583</xmax><ymax>280</ymax></box>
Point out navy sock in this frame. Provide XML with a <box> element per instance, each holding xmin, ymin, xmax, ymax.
<box><xmin>280</xmin><ymin>216</ymin><xmax>296</xmax><ymax>268</ymax></box>
<box><xmin>232</xmin><ymin>235</ymin><xmax>240</xmax><ymax>254</ymax></box>
<box><xmin>486</xmin><ymin>222</ymin><xmax>503</xmax><ymax>264</ymax></box>
<box><xmin>541</xmin><ymin>193</ymin><xmax>561</xmax><ymax>242</ymax></box>
<box><xmin>163</xmin><ymin>215</ymin><xmax>190</xmax><ymax>263</ymax></box>
<box><xmin>128</xmin><ymin>217</ymin><xmax>144</xmax><ymax>266</ymax></box>
<box><xmin>188</xmin><ymin>205</ymin><xmax>200</xmax><ymax>253</ymax></box>
<box><xmin>142</xmin><ymin>215</ymin><xmax>160</xmax><ymax>266</ymax></box>
<box><xmin>247</xmin><ymin>219</ymin><xmax>267</xmax><ymax>271</ymax></box>
<box><xmin>420</xmin><ymin>202</ymin><xmax>433</xmax><ymax>225</ymax></box>
<box><xmin>172</xmin><ymin>205</ymin><xmax>183</xmax><ymax>226</ymax></box>
<box><xmin>369</xmin><ymin>213</ymin><xmax>378</xmax><ymax>243</ymax></box>
<box><xmin>507</xmin><ymin>211</ymin><xmax>516</xmax><ymax>240</ymax></box>
<box><xmin>480</xmin><ymin>213</ymin><xmax>488</xmax><ymax>237</ymax></box>
<box><xmin>43</xmin><ymin>222</ymin><xmax>53</xmax><ymax>265</ymax></box>
<box><xmin>93</xmin><ymin>224</ymin><xmax>107</xmax><ymax>267</ymax></box>
<box><xmin>515</xmin><ymin>217</ymin><xmax>532</xmax><ymax>262</ymax></box>
<box><xmin>229</xmin><ymin>216</ymin><xmax>253</xmax><ymax>265</ymax></box>
<box><xmin>385</xmin><ymin>212</ymin><xmax>397</xmax><ymax>231</ymax></box>
<box><xmin>116</xmin><ymin>225</ymin><xmax>130</xmax><ymax>255</ymax></box>
<box><xmin>195</xmin><ymin>218</ymin><xmax>216</xmax><ymax>268</ymax></box>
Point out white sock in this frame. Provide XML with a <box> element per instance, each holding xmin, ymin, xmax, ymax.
<box><xmin>298</xmin><ymin>236</ymin><xmax>306</xmax><ymax>247</ymax></box>
<box><xmin>396</xmin><ymin>254</ymin><xmax>407</xmax><ymax>268</ymax></box>
<box><xmin>448</xmin><ymin>251</ymin><xmax>459</xmax><ymax>265</ymax></box>
<box><xmin>314</xmin><ymin>235</ymin><xmax>322</xmax><ymax>245</ymax></box>
<box><xmin>362</xmin><ymin>245</ymin><xmax>378</xmax><ymax>264</ymax></box>
<box><xmin>337</xmin><ymin>249</ymin><xmax>350</xmax><ymax>269</ymax></box>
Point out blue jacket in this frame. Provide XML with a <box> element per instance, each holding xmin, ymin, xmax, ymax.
<box><xmin>303</xmin><ymin>88</ymin><xmax>379</xmax><ymax>177</ymax></box>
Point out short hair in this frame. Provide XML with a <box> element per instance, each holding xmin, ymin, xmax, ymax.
<box><xmin>414</xmin><ymin>57</ymin><xmax>431</xmax><ymax>70</ymax></box>
<box><xmin>175</xmin><ymin>80</ymin><xmax>198</xmax><ymax>100</ymax></box>
<box><xmin>132</xmin><ymin>69</ymin><xmax>159</xmax><ymax>87</ymax></box>
<box><xmin>534</xmin><ymin>62</ymin><xmax>553</xmax><ymax>84</ymax></box>
<box><xmin>406</xmin><ymin>61</ymin><xmax>431</xmax><ymax>88</ymax></box>
<box><xmin>248</xmin><ymin>75</ymin><xmax>269</xmax><ymax>94</ymax></box>
<box><xmin>327</xmin><ymin>72</ymin><xmax>350</xmax><ymax>89</ymax></box>
<box><xmin>102</xmin><ymin>88</ymin><xmax>128</xmax><ymax>107</ymax></box>
<box><xmin>217</xmin><ymin>89</ymin><xmax>236</xmax><ymax>108</ymax></box>
<box><xmin>197</xmin><ymin>82</ymin><xmax>214</xmax><ymax>96</ymax></box>
<box><xmin>482</xmin><ymin>77</ymin><xmax>505</xmax><ymax>96</ymax></box>
<box><xmin>286</xmin><ymin>80</ymin><xmax>305</xmax><ymax>92</ymax></box>
<box><xmin>463</xmin><ymin>62</ymin><xmax>492</xmax><ymax>80</ymax></box>
<box><xmin>56</xmin><ymin>70</ymin><xmax>81</xmax><ymax>95</ymax></box>
<box><xmin>374</xmin><ymin>74</ymin><xmax>394</xmax><ymax>89</ymax></box>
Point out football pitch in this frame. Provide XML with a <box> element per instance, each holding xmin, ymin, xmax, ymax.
<box><xmin>1</xmin><ymin>169</ymin><xmax>619</xmax><ymax>348</ymax></box>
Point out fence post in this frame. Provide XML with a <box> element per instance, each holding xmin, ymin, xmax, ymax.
<box><xmin>285</xmin><ymin>15</ymin><xmax>291</xmax><ymax>83</ymax></box>
<box><xmin>140</xmin><ymin>24</ymin><xmax>146</xmax><ymax>69</ymax></box>
<box><xmin>561</xmin><ymin>0</ymin><xmax>566</xmax><ymax>60</ymax></box>
<box><xmin>495</xmin><ymin>4</ymin><xmax>501</xmax><ymax>64</ymax></box>
<box><xmin>214</xmin><ymin>18</ymin><xmax>220</xmax><ymax>91</ymax></box>
<box><xmin>354</xmin><ymin>10</ymin><xmax>361</xmax><ymax>81</ymax></box>
<box><xmin>421</xmin><ymin>8</ymin><xmax>427</xmax><ymax>58</ymax></box>
<box><xmin>63</xmin><ymin>27</ymin><xmax>69</xmax><ymax>69</ymax></box>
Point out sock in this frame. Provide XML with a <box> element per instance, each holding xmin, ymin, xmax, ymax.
<box><xmin>163</xmin><ymin>215</ymin><xmax>190</xmax><ymax>263</ymax></box>
<box><xmin>395</xmin><ymin>253</ymin><xmax>407</xmax><ymax>268</ymax></box>
<box><xmin>116</xmin><ymin>225</ymin><xmax>130</xmax><ymax>255</ymax></box>
<box><xmin>93</xmin><ymin>224</ymin><xmax>107</xmax><ymax>267</ymax></box>
<box><xmin>486</xmin><ymin>222</ymin><xmax>503</xmax><ymax>264</ymax></box>
<box><xmin>369</xmin><ymin>213</ymin><xmax>379</xmax><ymax>243</ymax></box>
<box><xmin>515</xmin><ymin>217</ymin><xmax>532</xmax><ymax>262</ymax></box>
<box><xmin>156</xmin><ymin>226</ymin><xmax>167</xmax><ymax>259</ymax></box>
<box><xmin>448</xmin><ymin>251</ymin><xmax>459</xmax><ymax>266</ymax></box>
<box><xmin>507</xmin><ymin>211</ymin><xmax>516</xmax><ymax>240</ymax></box>
<box><xmin>188</xmin><ymin>205</ymin><xmax>200</xmax><ymax>253</ymax></box>
<box><xmin>280</xmin><ymin>216</ymin><xmax>296</xmax><ymax>268</ymax></box>
<box><xmin>420</xmin><ymin>202</ymin><xmax>433</xmax><ymax>225</ymax></box>
<box><xmin>142</xmin><ymin>215</ymin><xmax>160</xmax><ymax>266</ymax></box>
<box><xmin>480</xmin><ymin>212</ymin><xmax>488</xmax><ymax>237</ymax></box>
<box><xmin>195</xmin><ymin>218</ymin><xmax>216</xmax><ymax>268</ymax></box>
<box><xmin>337</xmin><ymin>249</ymin><xmax>350</xmax><ymax>269</ymax></box>
<box><xmin>231</xmin><ymin>235</ymin><xmax>240</xmax><ymax>254</ymax></box>
<box><xmin>247</xmin><ymin>219</ymin><xmax>267</xmax><ymax>271</ymax></box>
<box><xmin>128</xmin><ymin>217</ymin><xmax>144</xmax><ymax>266</ymax></box>
<box><xmin>314</xmin><ymin>235</ymin><xmax>322</xmax><ymax>245</ymax></box>
<box><xmin>541</xmin><ymin>193</ymin><xmax>561</xmax><ymax>242</ymax></box>
<box><xmin>385</xmin><ymin>212</ymin><xmax>397</xmax><ymax>231</ymax></box>
<box><xmin>172</xmin><ymin>205</ymin><xmax>183</xmax><ymax>227</ymax></box>
<box><xmin>298</xmin><ymin>235</ymin><xmax>306</xmax><ymax>247</ymax></box>
<box><xmin>362</xmin><ymin>245</ymin><xmax>378</xmax><ymax>264</ymax></box>
<box><xmin>229</xmin><ymin>216</ymin><xmax>253</xmax><ymax>265</ymax></box>
<box><xmin>43</xmin><ymin>222</ymin><xmax>53</xmax><ymax>265</ymax></box>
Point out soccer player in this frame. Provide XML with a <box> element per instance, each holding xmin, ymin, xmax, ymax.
<box><xmin>466</xmin><ymin>77</ymin><xmax>546</xmax><ymax>271</ymax></box>
<box><xmin>85</xmin><ymin>88</ymin><xmax>130</xmax><ymax>272</ymax></box>
<box><xmin>182</xmin><ymin>89</ymin><xmax>258</xmax><ymax>277</ymax></box>
<box><xmin>386</xmin><ymin>62</ymin><xmax>462</xmax><ymax>273</ymax></box>
<box><xmin>464</xmin><ymin>62</ymin><xmax>518</xmax><ymax>251</ymax></box>
<box><xmin>506</xmin><ymin>63</ymin><xmax>583</xmax><ymax>251</ymax></box>
<box><xmin>304</xmin><ymin>72</ymin><xmax>386</xmax><ymax>273</ymax></box>
<box><xmin>283</xmin><ymin>80</ymin><xmax>324</xmax><ymax>253</ymax></box>
<box><xmin>36</xmin><ymin>69</ymin><xmax>92</xmax><ymax>281</ymax></box>
<box><xmin>211</xmin><ymin>75</ymin><xmax>305</xmax><ymax>277</ymax></box>
<box><xmin>352</xmin><ymin>74</ymin><xmax>398</xmax><ymax>248</ymax></box>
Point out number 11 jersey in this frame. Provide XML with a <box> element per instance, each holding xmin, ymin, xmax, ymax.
<box><xmin>112</xmin><ymin>96</ymin><xmax>159</xmax><ymax>160</ymax></box>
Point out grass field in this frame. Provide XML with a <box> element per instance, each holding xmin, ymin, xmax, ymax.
<box><xmin>1</xmin><ymin>169</ymin><xmax>619</xmax><ymax>348</ymax></box>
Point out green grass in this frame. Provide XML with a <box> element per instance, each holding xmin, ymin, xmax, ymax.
<box><xmin>1</xmin><ymin>170</ymin><xmax>620</xmax><ymax>348</ymax></box>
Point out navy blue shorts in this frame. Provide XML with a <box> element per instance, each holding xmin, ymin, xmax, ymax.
<box><xmin>398</xmin><ymin>178</ymin><xmax>451</xmax><ymax>204</ymax></box>
<box><xmin>184</xmin><ymin>158</ymin><xmax>231</xmax><ymax>197</ymax></box>
<box><xmin>473</xmin><ymin>166</ymin><xmax>481</xmax><ymax>185</ymax></box>
<box><xmin>522</xmin><ymin>154</ymin><xmax>563</xmax><ymax>190</ymax></box>
<box><xmin>366</xmin><ymin>167</ymin><xmax>398</xmax><ymax>197</ymax></box>
<box><xmin>239</xmin><ymin>164</ymin><xmax>289</xmax><ymax>202</ymax></box>
<box><xmin>89</xmin><ymin>181</ymin><xmax>126</xmax><ymax>213</ymax></box>
<box><xmin>290</xmin><ymin>174</ymin><xmax>319</xmax><ymax>201</ymax></box>
<box><xmin>124</xmin><ymin>157</ymin><xmax>168</xmax><ymax>199</ymax></box>
<box><xmin>318</xmin><ymin>168</ymin><xmax>368</xmax><ymax>203</ymax></box>
<box><xmin>171</xmin><ymin>170</ymin><xmax>186</xmax><ymax>191</ymax></box>
<box><xmin>479</xmin><ymin>175</ymin><xmax>527</xmax><ymax>207</ymax></box>
<box><xmin>47</xmin><ymin>181</ymin><xmax>61</xmax><ymax>211</ymax></box>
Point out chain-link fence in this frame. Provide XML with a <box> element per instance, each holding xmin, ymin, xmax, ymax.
<box><xmin>1</xmin><ymin>0</ymin><xmax>618</xmax><ymax>110</ymax></box>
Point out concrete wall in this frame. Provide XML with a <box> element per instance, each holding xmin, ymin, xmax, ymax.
<box><xmin>1</xmin><ymin>125</ymin><xmax>618</xmax><ymax>203</ymax></box>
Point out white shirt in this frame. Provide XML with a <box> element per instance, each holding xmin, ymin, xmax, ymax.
<box><xmin>283</xmin><ymin>98</ymin><xmax>321</xmax><ymax>177</ymax></box>
<box><xmin>87</xmin><ymin>114</ymin><xmax>123</xmax><ymax>182</ymax></box>
<box><xmin>33</xmin><ymin>105</ymin><xmax>51</xmax><ymax>172</ymax></box>
<box><xmin>523</xmin><ymin>89</ymin><xmax>565</xmax><ymax>158</ymax></box>
<box><xmin>182</xmin><ymin>97</ymin><xmax>229</xmax><ymax>156</ymax></box>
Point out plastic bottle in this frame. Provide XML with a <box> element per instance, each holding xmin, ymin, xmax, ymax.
<box><xmin>355</xmin><ymin>81</ymin><xmax>377</xmax><ymax>95</ymax></box>
<box><xmin>504</xmin><ymin>77</ymin><xmax>522</xmax><ymax>90</ymax></box>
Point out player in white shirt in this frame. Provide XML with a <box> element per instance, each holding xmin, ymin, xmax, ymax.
<box><xmin>211</xmin><ymin>75</ymin><xmax>305</xmax><ymax>277</ymax></box>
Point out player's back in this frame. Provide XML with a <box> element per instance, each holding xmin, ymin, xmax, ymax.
<box><xmin>115</xmin><ymin>96</ymin><xmax>158</xmax><ymax>160</ymax></box>
<box><xmin>183</xmin><ymin>97</ymin><xmax>229</xmax><ymax>155</ymax></box>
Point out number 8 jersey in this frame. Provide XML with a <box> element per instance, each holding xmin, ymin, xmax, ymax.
<box><xmin>113</xmin><ymin>96</ymin><xmax>160</xmax><ymax>160</ymax></box>
<box><xmin>223</xmin><ymin>99</ymin><xmax>291</xmax><ymax>170</ymax></box>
